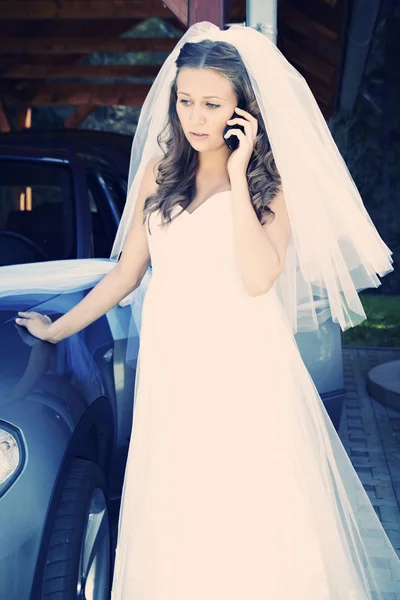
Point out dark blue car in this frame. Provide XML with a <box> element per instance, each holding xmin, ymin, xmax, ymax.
<box><xmin>0</xmin><ymin>130</ymin><xmax>345</xmax><ymax>600</ymax></box>
<box><xmin>0</xmin><ymin>130</ymin><xmax>137</xmax><ymax>600</ymax></box>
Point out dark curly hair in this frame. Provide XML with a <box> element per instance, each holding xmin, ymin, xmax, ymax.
<box><xmin>143</xmin><ymin>39</ymin><xmax>282</xmax><ymax>233</ymax></box>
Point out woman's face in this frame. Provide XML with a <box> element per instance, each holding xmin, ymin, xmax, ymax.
<box><xmin>175</xmin><ymin>67</ymin><xmax>238</xmax><ymax>152</ymax></box>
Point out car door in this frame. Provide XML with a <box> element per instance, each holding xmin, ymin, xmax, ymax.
<box><xmin>83</xmin><ymin>163</ymin><xmax>143</xmax><ymax>492</ymax></box>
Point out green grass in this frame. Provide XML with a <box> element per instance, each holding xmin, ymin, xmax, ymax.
<box><xmin>341</xmin><ymin>294</ymin><xmax>400</xmax><ymax>347</ymax></box>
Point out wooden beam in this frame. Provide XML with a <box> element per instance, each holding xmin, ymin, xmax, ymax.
<box><xmin>2</xmin><ymin>82</ymin><xmax>154</xmax><ymax>105</ymax></box>
<box><xmin>0</xmin><ymin>98</ymin><xmax>12</xmax><ymax>131</ymax></box>
<box><xmin>0</xmin><ymin>1</ymin><xmax>171</xmax><ymax>20</ymax></box>
<box><xmin>64</xmin><ymin>104</ymin><xmax>95</xmax><ymax>128</ymax></box>
<box><xmin>289</xmin><ymin>0</ymin><xmax>344</xmax><ymax>32</ymax></box>
<box><xmin>305</xmin><ymin>77</ymin><xmax>334</xmax><ymax>108</ymax></box>
<box><xmin>278</xmin><ymin>1</ymin><xmax>339</xmax><ymax>44</ymax></box>
<box><xmin>282</xmin><ymin>38</ymin><xmax>336</xmax><ymax>86</ymax></box>
<box><xmin>161</xmin><ymin>0</ymin><xmax>188</xmax><ymax>26</ymax></box>
<box><xmin>278</xmin><ymin>30</ymin><xmax>340</xmax><ymax>66</ymax></box>
<box><xmin>188</xmin><ymin>0</ymin><xmax>225</xmax><ymax>27</ymax></box>
<box><xmin>0</xmin><ymin>64</ymin><xmax>162</xmax><ymax>79</ymax></box>
<box><xmin>0</xmin><ymin>36</ymin><xmax>180</xmax><ymax>54</ymax></box>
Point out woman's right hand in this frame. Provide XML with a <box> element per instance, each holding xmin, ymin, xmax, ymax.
<box><xmin>15</xmin><ymin>311</ymin><xmax>56</xmax><ymax>343</ymax></box>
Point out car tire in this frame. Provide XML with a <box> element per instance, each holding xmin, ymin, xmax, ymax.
<box><xmin>40</xmin><ymin>457</ymin><xmax>112</xmax><ymax>600</ymax></box>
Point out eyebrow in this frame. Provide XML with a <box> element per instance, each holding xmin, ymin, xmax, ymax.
<box><xmin>177</xmin><ymin>92</ymin><xmax>226</xmax><ymax>100</ymax></box>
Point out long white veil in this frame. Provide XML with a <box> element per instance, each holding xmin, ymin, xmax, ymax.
<box><xmin>0</xmin><ymin>21</ymin><xmax>394</xmax><ymax>369</ymax></box>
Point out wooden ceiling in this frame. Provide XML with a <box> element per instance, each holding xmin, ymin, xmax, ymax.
<box><xmin>0</xmin><ymin>0</ymin><xmax>351</xmax><ymax>130</ymax></box>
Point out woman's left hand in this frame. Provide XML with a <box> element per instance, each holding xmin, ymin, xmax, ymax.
<box><xmin>15</xmin><ymin>311</ymin><xmax>54</xmax><ymax>343</ymax></box>
<box><xmin>225</xmin><ymin>106</ymin><xmax>258</xmax><ymax>176</ymax></box>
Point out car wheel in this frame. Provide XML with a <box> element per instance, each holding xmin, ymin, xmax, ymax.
<box><xmin>40</xmin><ymin>458</ymin><xmax>111</xmax><ymax>600</ymax></box>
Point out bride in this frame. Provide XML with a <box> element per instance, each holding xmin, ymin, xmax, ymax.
<box><xmin>12</xmin><ymin>22</ymin><xmax>400</xmax><ymax>599</ymax></box>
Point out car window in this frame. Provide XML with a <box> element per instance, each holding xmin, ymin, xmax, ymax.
<box><xmin>86</xmin><ymin>171</ymin><xmax>122</xmax><ymax>258</ymax></box>
<box><xmin>100</xmin><ymin>173</ymin><xmax>127</xmax><ymax>215</ymax></box>
<box><xmin>87</xmin><ymin>188</ymin><xmax>113</xmax><ymax>258</ymax></box>
<box><xmin>0</xmin><ymin>160</ymin><xmax>75</xmax><ymax>266</ymax></box>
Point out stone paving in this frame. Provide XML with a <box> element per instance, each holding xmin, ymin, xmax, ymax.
<box><xmin>339</xmin><ymin>346</ymin><xmax>400</xmax><ymax>598</ymax></box>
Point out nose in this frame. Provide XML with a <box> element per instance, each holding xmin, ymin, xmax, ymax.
<box><xmin>188</xmin><ymin>105</ymin><xmax>206</xmax><ymax>125</ymax></box>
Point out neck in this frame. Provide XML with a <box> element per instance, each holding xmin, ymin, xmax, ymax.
<box><xmin>197</xmin><ymin>145</ymin><xmax>231</xmax><ymax>176</ymax></box>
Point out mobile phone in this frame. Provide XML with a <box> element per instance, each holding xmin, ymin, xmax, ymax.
<box><xmin>223</xmin><ymin>99</ymin><xmax>246</xmax><ymax>151</ymax></box>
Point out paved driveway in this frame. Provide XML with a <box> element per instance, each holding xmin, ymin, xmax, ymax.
<box><xmin>340</xmin><ymin>346</ymin><xmax>400</xmax><ymax>598</ymax></box>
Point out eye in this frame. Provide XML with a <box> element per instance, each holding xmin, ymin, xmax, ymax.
<box><xmin>178</xmin><ymin>100</ymin><xmax>219</xmax><ymax>109</ymax></box>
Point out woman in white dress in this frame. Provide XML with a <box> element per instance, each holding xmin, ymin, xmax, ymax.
<box><xmin>13</xmin><ymin>22</ymin><xmax>400</xmax><ymax>599</ymax></box>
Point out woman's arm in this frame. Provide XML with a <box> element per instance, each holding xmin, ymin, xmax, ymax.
<box><xmin>44</xmin><ymin>263</ymin><xmax>141</xmax><ymax>343</ymax></box>
<box><xmin>225</xmin><ymin>107</ymin><xmax>291</xmax><ymax>297</ymax></box>
<box><xmin>17</xmin><ymin>156</ymin><xmax>160</xmax><ymax>343</ymax></box>
<box><xmin>229</xmin><ymin>172</ymin><xmax>291</xmax><ymax>296</ymax></box>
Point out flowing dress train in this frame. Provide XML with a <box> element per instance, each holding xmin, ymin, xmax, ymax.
<box><xmin>111</xmin><ymin>191</ymin><xmax>400</xmax><ymax>599</ymax></box>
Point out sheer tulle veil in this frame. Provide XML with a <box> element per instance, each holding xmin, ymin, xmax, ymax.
<box><xmin>0</xmin><ymin>21</ymin><xmax>394</xmax><ymax>368</ymax></box>
<box><xmin>2</xmin><ymin>22</ymin><xmax>400</xmax><ymax>599</ymax></box>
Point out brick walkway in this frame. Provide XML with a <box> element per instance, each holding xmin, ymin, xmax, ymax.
<box><xmin>340</xmin><ymin>346</ymin><xmax>400</xmax><ymax>598</ymax></box>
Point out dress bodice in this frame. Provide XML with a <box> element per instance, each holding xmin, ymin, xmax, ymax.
<box><xmin>145</xmin><ymin>191</ymin><xmax>245</xmax><ymax>301</ymax></box>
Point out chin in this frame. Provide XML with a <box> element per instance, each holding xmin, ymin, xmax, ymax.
<box><xmin>187</xmin><ymin>137</ymin><xmax>221</xmax><ymax>152</ymax></box>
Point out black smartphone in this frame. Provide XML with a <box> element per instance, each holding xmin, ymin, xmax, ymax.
<box><xmin>223</xmin><ymin>99</ymin><xmax>246</xmax><ymax>151</ymax></box>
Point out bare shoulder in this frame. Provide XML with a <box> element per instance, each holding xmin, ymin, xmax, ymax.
<box><xmin>116</xmin><ymin>156</ymin><xmax>162</xmax><ymax>282</ymax></box>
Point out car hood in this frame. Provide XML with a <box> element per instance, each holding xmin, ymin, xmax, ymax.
<box><xmin>0</xmin><ymin>259</ymin><xmax>116</xmax><ymax>321</ymax></box>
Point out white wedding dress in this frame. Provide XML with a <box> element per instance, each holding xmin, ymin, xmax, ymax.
<box><xmin>111</xmin><ymin>191</ymin><xmax>400</xmax><ymax>599</ymax></box>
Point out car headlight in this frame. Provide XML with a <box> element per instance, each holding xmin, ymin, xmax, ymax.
<box><xmin>0</xmin><ymin>423</ymin><xmax>24</xmax><ymax>492</ymax></box>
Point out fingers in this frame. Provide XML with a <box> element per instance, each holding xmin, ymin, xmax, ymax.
<box><xmin>227</xmin><ymin>116</ymin><xmax>257</xmax><ymax>138</ymax></box>
<box><xmin>228</xmin><ymin>129</ymin><xmax>247</xmax><ymax>141</ymax></box>
<box><xmin>227</xmin><ymin>117</ymin><xmax>248</xmax><ymax>126</ymax></box>
<box><xmin>225</xmin><ymin>128</ymin><xmax>241</xmax><ymax>137</ymax></box>
<box><xmin>16</xmin><ymin>311</ymin><xmax>32</xmax><ymax>325</ymax></box>
<box><xmin>17</xmin><ymin>311</ymin><xmax>48</xmax><ymax>318</ymax></box>
<box><xmin>227</xmin><ymin>118</ymin><xmax>251</xmax><ymax>134</ymax></box>
<box><xmin>15</xmin><ymin>311</ymin><xmax>51</xmax><ymax>325</ymax></box>
<box><xmin>234</xmin><ymin>106</ymin><xmax>257</xmax><ymax>124</ymax></box>
<box><xmin>224</xmin><ymin>129</ymin><xmax>249</xmax><ymax>144</ymax></box>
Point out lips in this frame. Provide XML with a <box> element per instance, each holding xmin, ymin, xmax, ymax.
<box><xmin>190</xmin><ymin>132</ymin><xmax>208</xmax><ymax>137</ymax></box>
